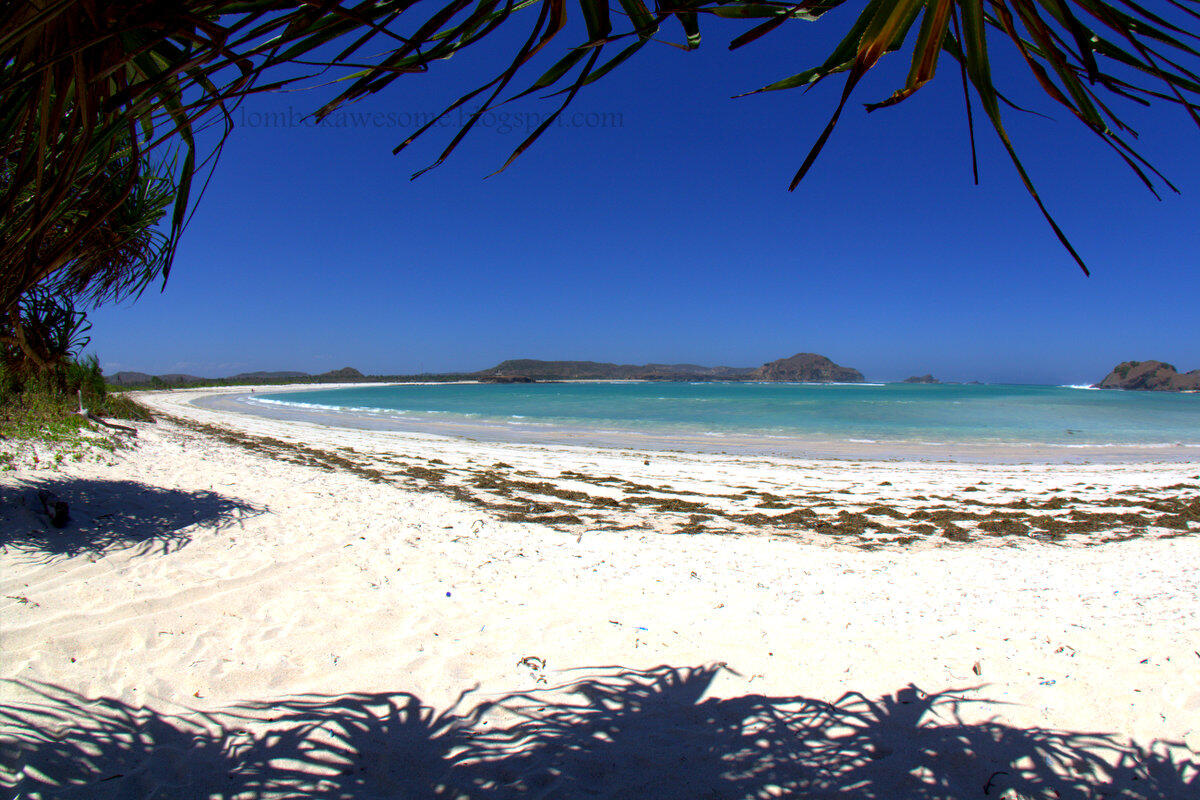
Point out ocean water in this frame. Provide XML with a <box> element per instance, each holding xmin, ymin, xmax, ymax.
<box><xmin>252</xmin><ymin>382</ymin><xmax>1200</xmax><ymax>448</ymax></box>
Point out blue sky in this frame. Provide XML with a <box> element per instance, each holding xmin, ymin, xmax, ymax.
<box><xmin>87</xmin><ymin>10</ymin><xmax>1200</xmax><ymax>384</ymax></box>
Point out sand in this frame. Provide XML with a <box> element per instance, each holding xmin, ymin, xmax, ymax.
<box><xmin>2</xmin><ymin>385</ymin><xmax>1198</xmax><ymax>798</ymax></box>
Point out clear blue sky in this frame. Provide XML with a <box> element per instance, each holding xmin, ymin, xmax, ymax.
<box><xmin>86</xmin><ymin>10</ymin><xmax>1200</xmax><ymax>384</ymax></box>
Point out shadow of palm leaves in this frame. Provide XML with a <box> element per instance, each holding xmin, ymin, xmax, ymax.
<box><xmin>1</xmin><ymin>666</ymin><xmax>1196</xmax><ymax>799</ymax></box>
<box><xmin>0</xmin><ymin>478</ymin><xmax>261</xmax><ymax>563</ymax></box>
<box><xmin>0</xmin><ymin>683</ymin><xmax>244</xmax><ymax>799</ymax></box>
<box><xmin>229</xmin><ymin>690</ymin><xmax>489</xmax><ymax>798</ymax></box>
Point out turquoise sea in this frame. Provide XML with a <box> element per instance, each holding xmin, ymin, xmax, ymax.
<box><xmin>251</xmin><ymin>382</ymin><xmax>1200</xmax><ymax>449</ymax></box>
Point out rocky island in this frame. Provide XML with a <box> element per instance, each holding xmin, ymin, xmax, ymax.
<box><xmin>1096</xmin><ymin>361</ymin><xmax>1200</xmax><ymax>392</ymax></box>
<box><xmin>903</xmin><ymin>374</ymin><xmax>939</xmax><ymax>384</ymax></box>
<box><xmin>752</xmin><ymin>353</ymin><xmax>864</xmax><ymax>383</ymax></box>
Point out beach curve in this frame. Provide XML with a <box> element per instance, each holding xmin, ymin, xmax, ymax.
<box><xmin>2</xmin><ymin>383</ymin><xmax>1198</xmax><ymax>795</ymax></box>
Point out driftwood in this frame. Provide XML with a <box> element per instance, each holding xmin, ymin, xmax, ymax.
<box><xmin>76</xmin><ymin>390</ymin><xmax>137</xmax><ymax>436</ymax></box>
<box><xmin>84</xmin><ymin>411</ymin><xmax>137</xmax><ymax>436</ymax></box>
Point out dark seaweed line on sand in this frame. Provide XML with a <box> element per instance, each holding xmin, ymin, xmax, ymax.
<box><xmin>161</xmin><ymin>415</ymin><xmax>1200</xmax><ymax>550</ymax></box>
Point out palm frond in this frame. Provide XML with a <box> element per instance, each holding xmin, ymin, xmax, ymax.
<box><xmin>1</xmin><ymin>0</ymin><xmax>1196</xmax><ymax>286</ymax></box>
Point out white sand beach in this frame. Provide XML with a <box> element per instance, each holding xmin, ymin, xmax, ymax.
<box><xmin>2</xmin><ymin>385</ymin><xmax>1199</xmax><ymax>797</ymax></box>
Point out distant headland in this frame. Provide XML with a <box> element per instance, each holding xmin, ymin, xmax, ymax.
<box><xmin>108</xmin><ymin>366</ymin><xmax>369</xmax><ymax>388</ymax></box>
<box><xmin>105</xmin><ymin>357</ymin><xmax>1200</xmax><ymax>392</ymax></box>
<box><xmin>107</xmin><ymin>352</ymin><xmax>866</xmax><ymax>388</ymax></box>
<box><xmin>1095</xmin><ymin>361</ymin><xmax>1200</xmax><ymax>392</ymax></box>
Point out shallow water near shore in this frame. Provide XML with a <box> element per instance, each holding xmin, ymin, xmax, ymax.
<box><xmin>196</xmin><ymin>382</ymin><xmax>1200</xmax><ymax>463</ymax></box>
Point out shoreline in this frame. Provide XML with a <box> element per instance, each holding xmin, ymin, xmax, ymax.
<box><xmin>134</xmin><ymin>385</ymin><xmax>1200</xmax><ymax>550</ymax></box>
<box><xmin>185</xmin><ymin>383</ymin><xmax>1200</xmax><ymax>465</ymax></box>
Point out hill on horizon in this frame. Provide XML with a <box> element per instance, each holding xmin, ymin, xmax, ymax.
<box><xmin>105</xmin><ymin>352</ymin><xmax>872</xmax><ymax>387</ymax></box>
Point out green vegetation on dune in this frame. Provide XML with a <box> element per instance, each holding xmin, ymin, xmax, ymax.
<box><xmin>0</xmin><ymin>355</ymin><xmax>151</xmax><ymax>471</ymax></box>
<box><xmin>0</xmin><ymin>410</ymin><xmax>109</xmax><ymax>472</ymax></box>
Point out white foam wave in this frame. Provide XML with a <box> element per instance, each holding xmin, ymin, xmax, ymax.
<box><xmin>248</xmin><ymin>395</ymin><xmax>484</xmax><ymax>419</ymax></box>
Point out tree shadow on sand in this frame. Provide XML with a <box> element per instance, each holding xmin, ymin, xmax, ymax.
<box><xmin>0</xmin><ymin>478</ymin><xmax>260</xmax><ymax>563</ymax></box>
<box><xmin>1</xmin><ymin>666</ymin><xmax>1196</xmax><ymax>799</ymax></box>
